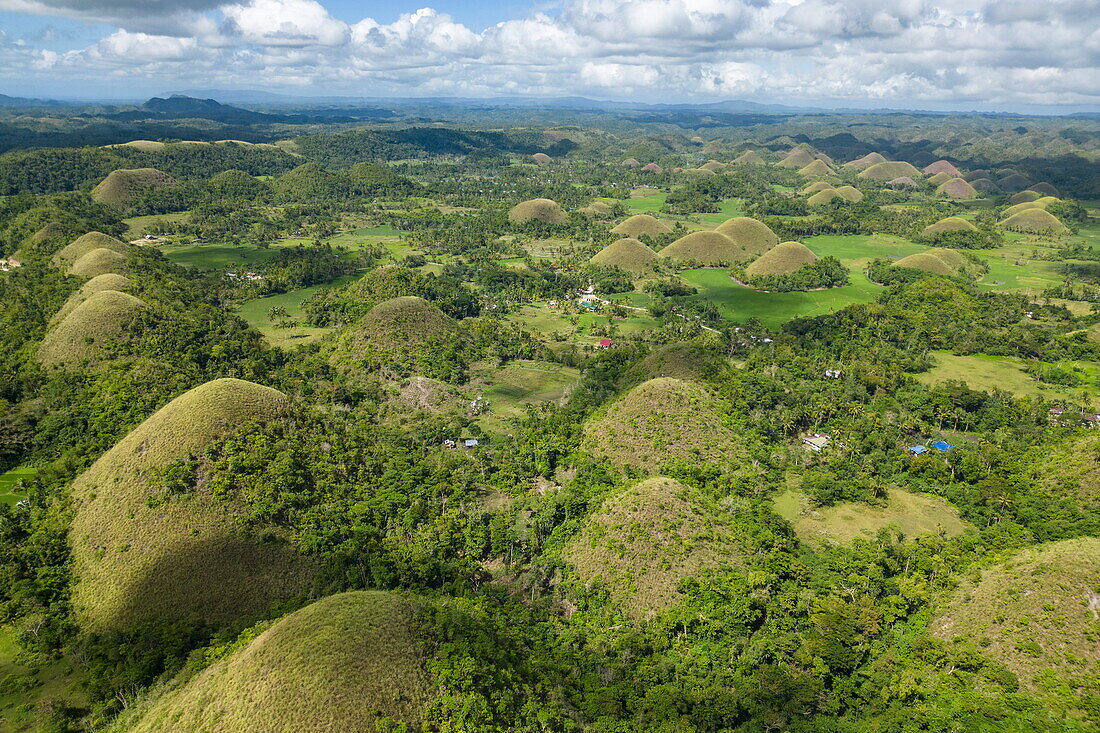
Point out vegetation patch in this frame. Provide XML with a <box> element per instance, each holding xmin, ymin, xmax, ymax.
<box><xmin>50</xmin><ymin>273</ymin><xmax>133</xmax><ymax>325</ymax></box>
<box><xmin>91</xmin><ymin>168</ymin><xmax>177</xmax><ymax>211</ymax></box>
<box><xmin>38</xmin><ymin>290</ymin><xmax>147</xmax><ymax>369</ymax></box>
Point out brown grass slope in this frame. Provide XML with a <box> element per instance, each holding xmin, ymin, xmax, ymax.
<box><xmin>997</xmin><ymin>173</ymin><xmax>1031</xmax><ymax>192</ymax></box>
<box><xmin>843</xmin><ymin>152</ymin><xmax>887</xmax><ymax>171</ymax></box>
<box><xmin>797</xmin><ymin>159</ymin><xmax>835</xmax><ymax>178</ymax></box>
<box><xmin>508</xmin><ymin>198</ymin><xmax>568</xmax><ymax>225</ymax></box>
<box><xmin>70</xmin><ymin>248</ymin><xmax>130</xmax><ymax>278</ymax></box>
<box><xmin>1029</xmin><ymin>182</ymin><xmax>1060</xmax><ymax>197</ymax></box>
<box><xmin>38</xmin><ymin>290</ymin><xmax>147</xmax><ymax>369</ymax></box>
<box><xmin>964</xmin><ymin>169</ymin><xmax>991</xmax><ymax>182</ymax></box>
<box><xmin>700</xmin><ymin>160</ymin><xmax>727</xmax><ymax>173</ymax></box>
<box><xmin>745</xmin><ymin>241</ymin><xmax>818</xmax><ymax>278</ymax></box>
<box><xmin>50</xmin><ymin>273</ymin><xmax>134</xmax><ymax>325</ymax></box>
<box><xmin>807</xmin><ymin>189</ymin><xmax>842</xmax><ymax>206</ymax></box>
<box><xmin>1002</xmin><ymin>201</ymin><xmax>1044</xmax><ymax>218</ymax></box>
<box><xmin>925</xmin><ymin>248</ymin><xmax>968</xmax><ymax>270</ymax></box>
<box><xmin>801</xmin><ymin>181</ymin><xmax>833</xmax><ymax>194</ymax></box>
<box><xmin>1009</xmin><ymin>190</ymin><xmax>1042</xmax><ymax>205</ymax></box>
<box><xmin>887</xmin><ymin>176</ymin><xmax>919</xmax><ymax>188</ymax></box>
<box><xmin>126</xmin><ymin>592</ymin><xmax>433</xmax><ymax>733</ymax></box>
<box><xmin>778</xmin><ymin>149</ymin><xmax>816</xmax><ymax>169</ymax></box>
<box><xmin>591</xmin><ymin>238</ymin><xmax>658</xmax><ymax>273</ymax></box>
<box><xmin>579</xmin><ymin>201</ymin><xmax>613</xmax><ymax>218</ymax></box>
<box><xmin>921</xmin><ymin>217</ymin><xmax>977</xmax><ymax>237</ymax></box>
<box><xmin>969</xmin><ymin>178</ymin><xmax>1000</xmax><ymax>193</ymax></box>
<box><xmin>923</xmin><ymin>160</ymin><xmax>961</xmax><ymax>176</ymax></box>
<box><xmin>1032</xmin><ymin>433</ymin><xmax>1100</xmax><ymax>506</ymax></box>
<box><xmin>335</xmin><ymin>296</ymin><xmax>458</xmax><ymax>357</ymax></box>
<box><xmin>998</xmin><ymin>208</ymin><xmax>1070</xmax><ymax>235</ymax></box>
<box><xmin>933</xmin><ymin>537</ymin><xmax>1100</xmax><ymax>688</ymax></box>
<box><xmin>91</xmin><ymin>168</ymin><xmax>177</xmax><ymax>211</ymax></box>
<box><xmin>714</xmin><ymin>217</ymin><xmax>779</xmax><ymax>256</ymax></box>
<box><xmin>582</xmin><ymin>377</ymin><xmax>736</xmax><ymax>471</ymax></box>
<box><xmin>563</xmin><ymin>477</ymin><xmax>743</xmax><ymax>622</ymax></box>
<box><xmin>611</xmin><ymin>214</ymin><xmax>673</xmax><ymax>238</ymax></box>
<box><xmin>53</xmin><ymin>231</ymin><xmax>130</xmax><ymax>266</ymax></box>
<box><xmin>859</xmin><ymin>161</ymin><xmax>923</xmax><ymax>181</ymax></box>
<box><xmin>732</xmin><ymin>150</ymin><xmax>765</xmax><ymax>165</ymax></box>
<box><xmin>936</xmin><ymin>178</ymin><xmax>979</xmax><ymax>200</ymax></box>
<box><xmin>531</xmin><ymin>152</ymin><xmax>552</xmax><ymax>164</ymax></box>
<box><xmin>893</xmin><ymin>252</ymin><xmax>954</xmax><ymax>276</ymax></box>
<box><xmin>69</xmin><ymin>379</ymin><xmax>316</xmax><ymax>632</ymax></box>
<box><xmin>927</xmin><ymin>171</ymin><xmax>953</xmax><ymax>186</ymax></box>
<box><xmin>659</xmin><ymin>230</ymin><xmax>743</xmax><ymax>264</ymax></box>
<box><xmin>625</xmin><ymin>342</ymin><xmax>725</xmax><ymax>384</ymax></box>
<box><xmin>833</xmin><ymin>185</ymin><xmax>864</xmax><ymax>203</ymax></box>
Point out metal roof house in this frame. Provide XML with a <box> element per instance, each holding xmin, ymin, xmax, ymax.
<box><xmin>931</xmin><ymin>440</ymin><xmax>954</xmax><ymax>452</ymax></box>
<box><xmin>908</xmin><ymin>445</ymin><xmax>928</xmax><ymax>455</ymax></box>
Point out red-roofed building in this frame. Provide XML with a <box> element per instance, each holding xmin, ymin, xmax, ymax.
<box><xmin>598</xmin><ymin>338</ymin><xmax>614</xmax><ymax>348</ymax></box>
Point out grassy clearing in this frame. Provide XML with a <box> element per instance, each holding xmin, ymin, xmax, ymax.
<box><xmin>236</xmin><ymin>275</ymin><xmax>358</xmax><ymax>348</ymax></box>
<box><xmin>695</xmin><ymin>199</ymin><xmax>746</xmax><ymax>224</ymax></box>
<box><xmin>622</xmin><ymin>191</ymin><xmax>667</xmax><ymax>213</ymax></box>
<box><xmin>122</xmin><ymin>212</ymin><xmax>190</xmax><ymax>238</ymax></box>
<box><xmin>508</xmin><ymin>303</ymin><xmax>661</xmax><ymax>344</ymax></box>
<box><xmin>472</xmin><ymin>360</ymin><xmax>580</xmax><ymax>435</ymax></box>
<box><xmin>0</xmin><ymin>626</ymin><xmax>85</xmax><ymax>733</ymax></box>
<box><xmin>0</xmin><ymin>467</ymin><xmax>36</xmax><ymax>506</ymax></box>
<box><xmin>774</xmin><ymin>489</ymin><xmax>969</xmax><ymax>545</ymax></box>
<box><xmin>914</xmin><ymin>351</ymin><xmax>1100</xmax><ymax>407</ymax></box>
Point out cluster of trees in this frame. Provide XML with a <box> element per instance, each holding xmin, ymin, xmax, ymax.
<box><xmin>741</xmin><ymin>255</ymin><xmax>849</xmax><ymax>292</ymax></box>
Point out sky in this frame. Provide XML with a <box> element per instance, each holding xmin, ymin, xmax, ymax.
<box><xmin>1</xmin><ymin>0</ymin><xmax>1099</xmax><ymax>112</ymax></box>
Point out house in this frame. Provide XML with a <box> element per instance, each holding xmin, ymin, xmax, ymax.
<box><xmin>244</xmin><ymin>272</ymin><xmax>263</xmax><ymax>281</ymax></box>
<box><xmin>824</xmin><ymin>369</ymin><xmax>842</xmax><ymax>379</ymax></box>
<box><xmin>1048</xmin><ymin>407</ymin><xmax>1065</xmax><ymax>417</ymax></box>
<box><xmin>598</xmin><ymin>338</ymin><xmax>614</xmax><ymax>348</ymax></box>
<box><xmin>802</xmin><ymin>433</ymin><xmax>831</xmax><ymax>451</ymax></box>
<box><xmin>463</xmin><ymin>439</ymin><xmax>480</xmax><ymax>449</ymax></box>
<box><xmin>443</xmin><ymin>439</ymin><xmax>457</xmax><ymax>449</ymax></box>
<box><xmin>908</xmin><ymin>445</ymin><xmax>928</xmax><ymax>455</ymax></box>
<box><xmin>1083</xmin><ymin>414</ymin><xmax>1100</xmax><ymax>428</ymax></box>
<box><xmin>931</xmin><ymin>440</ymin><xmax>954</xmax><ymax>452</ymax></box>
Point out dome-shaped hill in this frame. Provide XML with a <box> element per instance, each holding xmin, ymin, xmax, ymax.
<box><xmin>1034</xmin><ymin>196</ymin><xmax>1060</xmax><ymax>208</ymax></box>
<box><xmin>590</xmin><ymin>238</ymin><xmax>657</xmax><ymax>273</ymax></box>
<box><xmin>91</xmin><ymin>168</ymin><xmax>177</xmax><ymax>211</ymax></box>
<box><xmin>700</xmin><ymin>160</ymin><xmax>726</xmax><ymax>172</ymax></box>
<box><xmin>659</xmin><ymin>230</ymin><xmax>743</xmax><ymax>264</ymax></box>
<box><xmin>1001</xmin><ymin>201</ymin><xmax>1044</xmax><ymax>218</ymax></box>
<box><xmin>714</xmin><ymin>217</ymin><xmax>779</xmax><ymax>257</ymax></box>
<box><xmin>621</xmin><ymin>157</ymin><xmax>641</xmax><ymax>167</ymax></box>
<box><xmin>893</xmin><ymin>252</ymin><xmax>954</xmax><ymax>276</ymax></box>
<box><xmin>114</xmin><ymin>139</ymin><xmax>166</xmax><ymax>152</ymax></box>
<box><xmin>814</xmin><ymin>152</ymin><xmax>834</xmax><ymax>165</ymax></box>
<box><xmin>582</xmin><ymin>377</ymin><xmax>736</xmax><ymax>471</ymax></box>
<box><xmin>732</xmin><ymin>150</ymin><xmax>765</xmax><ymax>165</ymax></box>
<box><xmin>53</xmin><ymin>231</ymin><xmax>129</xmax><ymax>266</ymax></box>
<box><xmin>859</xmin><ymin>161</ymin><xmax>922</xmax><ymax>180</ymax></box>
<box><xmin>797</xmin><ymin>159</ymin><xmax>835</xmax><ymax>178</ymax></box>
<box><xmin>125</xmin><ymin>591</ymin><xmax>433</xmax><ymax>732</ymax></box>
<box><xmin>926</xmin><ymin>171</ymin><xmax>952</xmax><ymax>186</ymax></box>
<box><xmin>801</xmin><ymin>181</ymin><xmax>833</xmax><ymax>195</ymax></box>
<box><xmin>38</xmin><ymin>290</ymin><xmax>147</xmax><ymax>369</ymax></box>
<box><xmin>886</xmin><ymin>176</ymin><xmax>919</xmax><ymax>188</ymax></box>
<box><xmin>531</xmin><ymin>152</ymin><xmax>552</xmax><ymax>164</ymax></box>
<box><xmin>843</xmin><ymin>152</ymin><xmax>887</xmax><ymax>171</ymax></box>
<box><xmin>969</xmin><ymin>177</ymin><xmax>999</xmax><ymax>193</ymax></box>
<box><xmin>963</xmin><ymin>169</ymin><xmax>991</xmax><ymax>182</ymax></box>
<box><xmin>681</xmin><ymin>168</ymin><xmax>716</xmax><ymax>177</ymax></box>
<box><xmin>611</xmin><ymin>214</ymin><xmax>673</xmax><ymax>238</ymax></box>
<box><xmin>625</xmin><ymin>342</ymin><xmax>725</xmax><ymax>384</ymax></box>
<box><xmin>642</xmin><ymin>162</ymin><xmax>662</xmax><ymax>173</ymax></box>
<box><xmin>936</xmin><ymin>177</ymin><xmax>978</xmax><ymax>199</ymax></box>
<box><xmin>1008</xmin><ymin>190</ymin><xmax>1041</xmax><ymax>204</ymax></box>
<box><xmin>777</xmin><ymin>148</ymin><xmax>816</xmax><ymax>169</ymax></box>
<box><xmin>833</xmin><ymin>185</ymin><xmax>864</xmax><ymax>202</ymax></box>
<box><xmin>745</xmin><ymin>241</ymin><xmax>817</xmax><ymax>278</ymax></box>
<box><xmin>70</xmin><ymin>248</ymin><xmax>129</xmax><ymax>278</ymax></box>
<box><xmin>924</xmin><ymin>247</ymin><xmax>967</xmax><ymax>270</ymax></box>
<box><xmin>933</xmin><ymin>537</ymin><xmax>1100</xmax><ymax>688</ymax></box>
<box><xmin>29</xmin><ymin>221</ymin><xmax>71</xmax><ymax>246</ymax></box>
<box><xmin>563</xmin><ymin>477</ymin><xmax>743</xmax><ymax>621</ymax></box>
<box><xmin>807</xmin><ymin>188</ymin><xmax>842</xmax><ymax>206</ymax></box>
<box><xmin>340</xmin><ymin>296</ymin><xmax>458</xmax><ymax>352</ymax></box>
<box><xmin>50</xmin><ymin>273</ymin><xmax>134</xmax><ymax>325</ymax></box>
<box><xmin>68</xmin><ymin>378</ymin><xmax>314</xmax><ymax>632</ymax></box>
<box><xmin>996</xmin><ymin>173</ymin><xmax>1031</xmax><ymax>192</ymax></box>
<box><xmin>508</xmin><ymin>198</ymin><xmax>568</xmax><ymax>225</ymax></box>
<box><xmin>579</xmin><ymin>200</ymin><xmax>613</xmax><ymax>218</ymax></box>
<box><xmin>923</xmin><ymin>160</ymin><xmax>960</xmax><ymax>176</ymax></box>
<box><xmin>921</xmin><ymin>217</ymin><xmax>977</xmax><ymax>237</ymax></box>
<box><xmin>1029</xmin><ymin>182</ymin><xmax>1059</xmax><ymax>197</ymax></box>
<box><xmin>998</xmin><ymin>208</ymin><xmax>1069</xmax><ymax>235</ymax></box>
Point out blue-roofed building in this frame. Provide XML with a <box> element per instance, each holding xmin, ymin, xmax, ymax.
<box><xmin>908</xmin><ymin>445</ymin><xmax>928</xmax><ymax>455</ymax></box>
<box><xmin>931</xmin><ymin>440</ymin><xmax>955</xmax><ymax>452</ymax></box>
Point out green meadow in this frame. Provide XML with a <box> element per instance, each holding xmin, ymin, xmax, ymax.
<box><xmin>236</xmin><ymin>275</ymin><xmax>358</xmax><ymax>348</ymax></box>
<box><xmin>0</xmin><ymin>466</ymin><xmax>35</xmax><ymax>506</ymax></box>
<box><xmin>914</xmin><ymin>351</ymin><xmax>1100</xmax><ymax>406</ymax></box>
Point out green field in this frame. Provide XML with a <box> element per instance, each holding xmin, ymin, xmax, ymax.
<box><xmin>0</xmin><ymin>626</ymin><xmax>84</xmax><ymax>732</ymax></box>
<box><xmin>774</xmin><ymin>489</ymin><xmax>969</xmax><ymax>545</ymax></box>
<box><xmin>0</xmin><ymin>466</ymin><xmax>35</xmax><ymax>506</ymax></box>
<box><xmin>695</xmin><ymin>199</ymin><xmax>747</xmax><ymax>224</ymax></box>
<box><xmin>621</xmin><ymin>191</ymin><xmax>667</xmax><ymax>213</ymax></box>
<box><xmin>473</xmin><ymin>360</ymin><xmax>581</xmax><ymax>435</ymax></box>
<box><xmin>509</xmin><ymin>303</ymin><xmax>661</xmax><ymax>343</ymax></box>
<box><xmin>915</xmin><ymin>351</ymin><xmax>1100</xmax><ymax>406</ymax></box>
<box><xmin>236</xmin><ymin>275</ymin><xmax>358</xmax><ymax>348</ymax></box>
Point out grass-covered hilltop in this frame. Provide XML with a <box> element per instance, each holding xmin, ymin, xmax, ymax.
<box><xmin>1</xmin><ymin>98</ymin><xmax>1100</xmax><ymax>733</ymax></box>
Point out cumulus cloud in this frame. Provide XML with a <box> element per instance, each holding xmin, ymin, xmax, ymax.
<box><xmin>3</xmin><ymin>0</ymin><xmax>1100</xmax><ymax>106</ymax></box>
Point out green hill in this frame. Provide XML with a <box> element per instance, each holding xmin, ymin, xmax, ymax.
<box><xmin>330</xmin><ymin>296</ymin><xmax>461</xmax><ymax>375</ymax></box>
<box><xmin>611</xmin><ymin>214</ymin><xmax>672</xmax><ymax>238</ymax></box>
<box><xmin>125</xmin><ymin>591</ymin><xmax>433</xmax><ymax>732</ymax></box>
<box><xmin>624</xmin><ymin>342</ymin><xmax>725</xmax><ymax>384</ymax></box>
<box><xmin>997</xmin><ymin>208</ymin><xmax>1070</xmax><ymax>235</ymax></box>
<box><xmin>50</xmin><ymin>273</ymin><xmax>134</xmax><ymax>325</ymax></box>
<box><xmin>1001</xmin><ymin>201</ymin><xmax>1045</xmax><ymax>218</ymax></box>
<box><xmin>1029</xmin><ymin>182</ymin><xmax>1060</xmax><ymax>197</ymax></box>
<box><xmin>801</xmin><ymin>181</ymin><xmax>833</xmax><ymax>194</ymax></box>
<box><xmin>700</xmin><ymin>160</ymin><xmax>726</xmax><ymax>172</ymax></box>
<box><xmin>732</xmin><ymin>150</ymin><xmax>765</xmax><ymax>165</ymax></box>
<box><xmin>590</xmin><ymin>238</ymin><xmax>657</xmax><ymax>273</ymax></box>
<box><xmin>582</xmin><ymin>377</ymin><xmax>736</xmax><ymax>471</ymax></box>
<box><xmin>807</xmin><ymin>188</ymin><xmax>842</xmax><ymax>206</ymax></box>
<box><xmin>997</xmin><ymin>173</ymin><xmax>1031</xmax><ymax>192</ymax></box>
<box><xmin>927</xmin><ymin>171</ymin><xmax>952</xmax><ymax>186</ymax></box>
<box><xmin>563</xmin><ymin>477</ymin><xmax>743</xmax><ymax>621</ymax></box>
<box><xmin>579</xmin><ymin>200</ymin><xmax>613</xmax><ymax>218</ymax></box>
<box><xmin>745</xmin><ymin>241</ymin><xmax>818</xmax><ymax>278</ymax></box>
<box><xmin>859</xmin><ymin>161</ymin><xmax>923</xmax><ymax>181</ymax></box>
<box><xmin>969</xmin><ymin>177</ymin><xmax>999</xmax><ymax>193</ymax></box>
<box><xmin>921</xmin><ymin>217</ymin><xmax>978</xmax><ymax>237</ymax></box>
<box><xmin>936</xmin><ymin>177</ymin><xmax>978</xmax><ymax>199</ymax></box>
<box><xmin>659</xmin><ymin>231</ymin><xmax>743</xmax><ymax>264</ymax></box>
<box><xmin>842</xmin><ymin>152</ymin><xmax>887</xmax><ymax>171</ymax></box>
<box><xmin>778</xmin><ymin>148</ymin><xmax>816</xmax><ymax>169</ymax></box>
<box><xmin>833</xmin><ymin>185</ymin><xmax>864</xmax><ymax>202</ymax></box>
<box><xmin>893</xmin><ymin>252</ymin><xmax>954</xmax><ymax>276</ymax></box>
<box><xmin>1009</xmin><ymin>190</ymin><xmax>1042</xmax><ymax>205</ymax></box>
<box><xmin>797</xmin><ymin>159</ymin><xmax>835</xmax><ymax>178</ymax></box>
<box><xmin>933</xmin><ymin>537</ymin><xmax>1100</xmax><ymax>689</ymax></box>
<box><xmin>91</xmin><ymin>168</ymin><xmax>177</xmax><ymax>211</ymax></box>
<box><xmin>70</xmin><ymin>247</ymin><xmax>129</xmax><ymax>278</ymax></box>
<box><xmin>508</xmin><ymin>198</ymin><xmax>568</xmax><ymax>225</ymax></box>
<box><xmin>68</xmin><ymin>378</ymin><xmax>316</xmax><ymax>632</ymax></box>
<box><xmin>713</xmin><ymin>217</ymin><xmax>779</xmax><ymax>257</ymax></box>
<box><xmin>53</xmin><ymin>231</ymin><xmax>130</xmax><ymax>267</ymax></box>
<box><xmin>38</xmin><ymin>290</ymin><xmax>147</xmax><ymax>369</ymax></box>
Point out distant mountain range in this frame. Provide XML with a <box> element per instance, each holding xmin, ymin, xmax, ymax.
<box><xmin>95</xmin><ymin>95</ymin><xmax>396</xmax><ymax>124</ymax></box>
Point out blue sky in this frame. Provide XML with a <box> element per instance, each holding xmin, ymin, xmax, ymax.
<box><xmin>1</xmin><ymin>0</ymin><xmax>1098</xmax><ymax>111</ymax></box>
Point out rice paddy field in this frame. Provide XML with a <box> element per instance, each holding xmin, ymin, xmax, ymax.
<box><xmin>236</xmin><ymin>275</ymin><xmax>358</xmax><ymax>348</ymax></box>
<box><xmin>0</xmin><ymin>466</ymin><xmax>35</xmax><ymax>506</ymax></box>
<box><xmin>914</xmin><ymin>351</ymin><xmax>1100</xmax><ymax>406</ymax></box>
